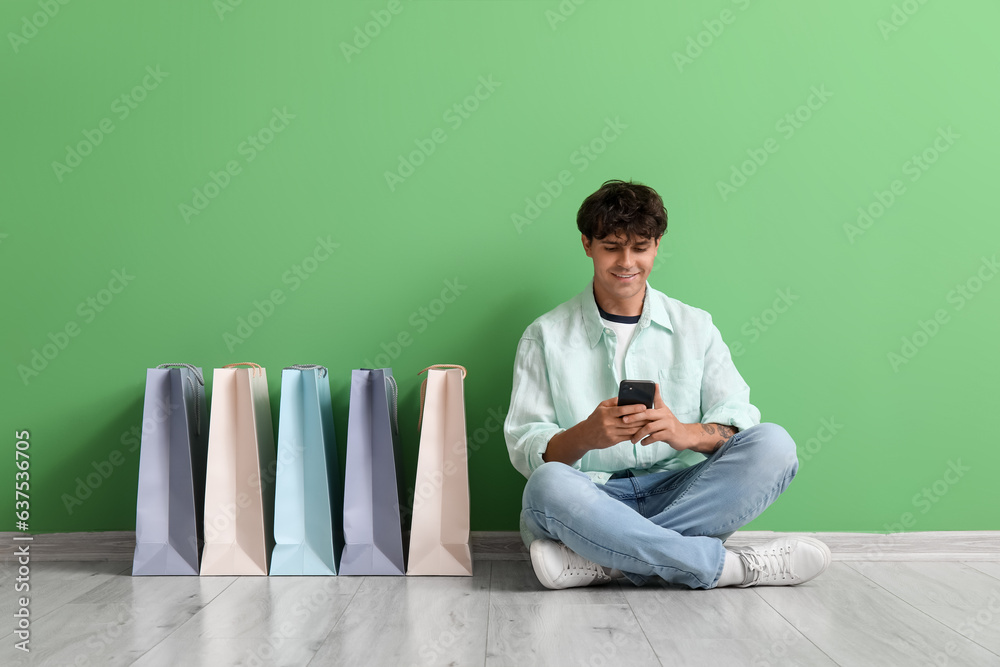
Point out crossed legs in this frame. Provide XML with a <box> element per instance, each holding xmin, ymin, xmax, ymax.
<box><xmin>520</xmin><ymin>422</ymin><xmax>799</xmax><ymax>589</ymax></box>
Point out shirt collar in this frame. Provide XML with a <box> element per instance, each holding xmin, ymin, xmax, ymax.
<box><xmin>581</xmin><ymin>280</ymin><xmax>673</xmax><ymax>348</ymax></box>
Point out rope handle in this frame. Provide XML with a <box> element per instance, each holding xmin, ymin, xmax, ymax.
<box><xmin>417</xmin><ymin>364</ymin><xmax>467</xmax><ymax>429</ymax></box>
<box><xmin>155</xmin><ymin>363</ymin><xmax>203</xmax><ymax>435</ymax></box>
<box><xmin>156</xmin><ymin>363</ymin><xmax>203</xmax><ymax>385</ymax></box>
<box><xmin>386</xmin><ymin>374</ymin><xmax>399</xmax><ymax>436</ymax></box>
<box><xmin>224</xmin><ymin>362</ymin><xmax>263</xmax><ymax>376</ymax></box>
<box><xmin>284</xmin><ymin>364</ymin><xmax>328</xmax><ymax>377</ymax></box>
<box><xmin>418</xmin><ymin>364</ymin><xmax>467</xmax><ymax>378</ymax></box>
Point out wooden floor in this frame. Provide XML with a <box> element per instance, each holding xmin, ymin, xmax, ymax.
<box><xmin>3</xmin><ymin>557</ymin><xmax>1000</xmax><ymax>666</ymax></box>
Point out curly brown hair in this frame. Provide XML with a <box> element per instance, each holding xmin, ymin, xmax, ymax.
<box><xmin>576</xmin><ymin>179</ymin><xmax>667</xmax><ymax>241</ymax></box>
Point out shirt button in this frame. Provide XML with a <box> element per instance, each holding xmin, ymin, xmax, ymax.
<box><xmin>604</xmin><ymin>328</ymin><xmax>613</xmax><ymax>334</ymax></box>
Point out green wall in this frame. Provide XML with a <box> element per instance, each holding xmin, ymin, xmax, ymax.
<box><xmin>3</xmin><ymin>1</ymin><xmax>998</xmax><ymax>535</ymax></box>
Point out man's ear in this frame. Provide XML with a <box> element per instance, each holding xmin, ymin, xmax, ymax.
<box><xmin>582</xmin><ymin>234</ymin><xmax>593</xmax><ymax>257</ymax></box>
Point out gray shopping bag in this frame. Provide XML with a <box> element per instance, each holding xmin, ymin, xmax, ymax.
<box><xmin>133</xmin><ymin>363</ymin><xmax>208</xmax><ymax>576</ymax></box>
<box><xmin>339</xmin><ymin>368</ymin><xmax>405</xmax><ymax>575</ymax></box>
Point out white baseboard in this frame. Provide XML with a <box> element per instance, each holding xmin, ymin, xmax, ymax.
<box><xmin>2</xmin><ymin>530</ymin><xmax>998</xmax><ymax>563</ymax></box>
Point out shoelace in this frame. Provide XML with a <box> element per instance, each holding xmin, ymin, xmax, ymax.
<box><xmin>740</xmin><ymin>542</ymin><xmax>795</xmax><ymax>585</ymax></box>
<box><xmin>559</xmin><ymin>544</ymin><xmax>610</xmax><ymax>581</ymax></box>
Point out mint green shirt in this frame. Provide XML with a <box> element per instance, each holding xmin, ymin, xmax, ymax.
<box><xmin>504</xmin><ymin>281</ymin><xmax>761</xmax><ymax>483</ymax></box>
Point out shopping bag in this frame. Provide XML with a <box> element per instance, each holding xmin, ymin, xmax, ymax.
<box><xmin>339</xmin><ymin>368</ymin><xmax>405</xmax><ymax>575</ymax></box>
<box><xmin>270</xmin><ymin>364</ymin><xmax>343</xmax><ymax>575</ymax></box>
<box><xmin>133</xmin><ymin>363</ymin><xmax>208</xmax><ymax>576</ymax></box>
<box><xmin>200</xmin><ymin>362</ymin><xmax>276</xmax><ymax>576</ymax></box>
<box><xmin>407</xmin><ymin>365</ymin><xmax>473</xmax><ymax>576</ymax></box>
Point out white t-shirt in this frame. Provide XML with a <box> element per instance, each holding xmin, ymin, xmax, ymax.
<box><xmin>600</xmin><ymin>316</ymin><xmax>638</xmax><ymax>381</ymax></box>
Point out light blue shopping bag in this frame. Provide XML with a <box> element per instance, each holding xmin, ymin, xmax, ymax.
<box><xmin>270</xmin><ymin>364</ymin><xmax>343</xmax><ymax>575</ymax></box>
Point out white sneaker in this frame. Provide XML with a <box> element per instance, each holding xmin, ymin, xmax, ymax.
<box><xmin>529</xmin><ymin>539</ymin><xmax>615</xmax><ymax>590</ymax></box>
<box><xmin>734</xmin><ymin>536</ymin><xmax>832</xmax><ymax>587</ymax></box>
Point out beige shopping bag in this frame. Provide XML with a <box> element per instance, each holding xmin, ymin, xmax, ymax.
<box><xmin>201</xmin><ymin>362</ymin><xmax>276</xmax><ymax>575</ymax></box>
<box><xmin>407</xmin><ymin>364</ymin><xmax>473</xmax><ymax>576</ymax></box>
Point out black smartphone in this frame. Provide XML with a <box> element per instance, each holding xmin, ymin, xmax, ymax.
<box><xmin>618</xmin><ymin>380</ymin><xmax>655</xmax><ymax>409</ymax></box>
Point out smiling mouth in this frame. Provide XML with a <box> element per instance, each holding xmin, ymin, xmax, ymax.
<box><xmin>612</xmin><ymin>272</ymin><xmax>638</xmax><ymax>280</ymax></box>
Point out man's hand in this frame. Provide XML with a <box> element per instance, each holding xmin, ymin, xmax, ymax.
<box><xmin>578</xmin><ymin>397</ymin><xmax>650</xmax><ymax>450</ymax></box>
<box><xmin>625</xmin><ymin>384</ymin><xmax>738</xmax><ymax>454</ymax></box>
<box><xmin>623</xmin><ymin>384</ymin><xmax>692</xmax><ymax>449</ymax></box>
<box><xmin>543</xmin><ymin>398</ymin><xmax>648</xmax><ymax>465</ymax></box>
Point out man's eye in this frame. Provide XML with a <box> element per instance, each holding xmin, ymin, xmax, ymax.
<box><xmin>603</xmin><ymin>246</ymin><xmax>619</xmax><ymax>251</ymax></box>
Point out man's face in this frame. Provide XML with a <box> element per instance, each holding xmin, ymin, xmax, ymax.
<box><xmin>583</xmin><ymin>232</ymin><xmax>660</xmax><ymax>308</ymax></box>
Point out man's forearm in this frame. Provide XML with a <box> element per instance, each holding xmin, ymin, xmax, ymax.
<box><xmin>683</xmin><ymin>423</ymin><xmax>739</xmax><ymax>454</ymax></box>
<box><xmin>542</xmin><ymin>425</ymin><xmax>592</xmax><ymax>466</ymax></box>
<box><xmin>543</xmin><ymin>416</ymin><xmax>737</xmax><ymax>463</ymax></box>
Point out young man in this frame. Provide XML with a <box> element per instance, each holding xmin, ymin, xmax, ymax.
<box><xmin>503</xmin><ymin>179</ymin><xmax>830</xmax><ymax>590</ymax></box>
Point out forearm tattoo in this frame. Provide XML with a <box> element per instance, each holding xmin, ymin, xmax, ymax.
<box><xmin>701</xmin><ymin>423</ymin><xmax>738</xmax><ymax>451</ymax></box>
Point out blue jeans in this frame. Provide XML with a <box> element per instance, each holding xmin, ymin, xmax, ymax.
<box><xmin>520</xmin><ymin>422</ymin><xmax>798</xmax><ymax>589</ymax></box>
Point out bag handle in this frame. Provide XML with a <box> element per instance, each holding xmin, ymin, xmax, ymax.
<box><xmin>224</xmin><ymin>362</ymin><xmax>263</xmax><ymax>376</ymax></box>
<box><xmin>156</xmin><ymin>363</ymin><xmax>204</xmax><ymax>385</ymax></box>
<box><xmin>156</xmin><ymin>363</ymin><xmax>204</xmax><ymax>435</ymax></box>
<box><xmin>386</xmin><ymin>374</ymin><xmax>399</xmax><ymax>436</ymax></box>
<box><xmin>418</xmin><ymin>364</ymin><xmax>467</xmax><ymax>378</ymax></box>
<box><xmin>284</xmin><ymin>364</ymin><xmax>328</xmax><ymax>377</ymax></box>
<box><xmin>417</xmin><ymin>364</ymin><xmax>467</xmax><ymax>429</ymax></box>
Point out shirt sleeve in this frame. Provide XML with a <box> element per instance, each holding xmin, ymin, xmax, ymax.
<box><xmin>503</xmin><ymin>335</ymin><xmax>573</xmax><ymax>479</ymax></box>
<box><xmin>700</xmin><ymin>316</ymin><xmax>761</xmax><ymax>431</ymax></box>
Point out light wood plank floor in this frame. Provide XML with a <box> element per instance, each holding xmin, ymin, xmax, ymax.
<box><xmin>3</xmin><ymin>559</ymin><xmax>1000</xmax><ymax>666</ymax></box>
